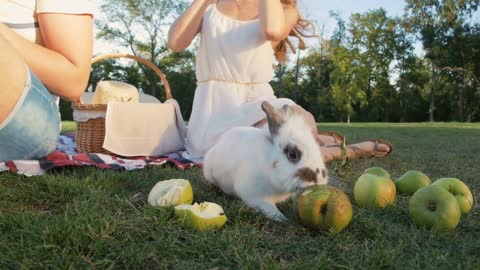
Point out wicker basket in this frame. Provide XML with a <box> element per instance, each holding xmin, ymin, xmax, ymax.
<box><xmin>73</xmin><ymin>53</ymin><xmax>172</xmax><ymax>154</ymax></box>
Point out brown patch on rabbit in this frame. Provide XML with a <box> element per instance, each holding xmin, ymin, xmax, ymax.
<box><xmin>295</xmin><ymin>167</ymin><xmax>318</xmax><ymax>183</ymax></box>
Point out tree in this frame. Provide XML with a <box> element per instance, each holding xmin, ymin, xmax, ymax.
<box><xmin>395</xmin><ymin>56</ymin><xmax>431</xmax><ymax>122</ymax></box>
<box><xmin>328</xmin><ymin>10</ymin><xmax>404</xmax><ymax>122</ymax></box>
<box><xmin>404</xmin><ymin>0</ymin><xmax>480</xmax><ymax>121</ymax></box>
<box><xmin>328</xmin><ymin>12</ymin><xmax>366</xmax><ymax>123</ymax></box>
<box><xmin>96</xmin><ymin>0</ymin><xmax>189</xmax><ymax>98</ymax></box>
<box><xmin>348</xmin><ymin>9</ymin><xmax>400</xmax><ymax>122</ymax></box>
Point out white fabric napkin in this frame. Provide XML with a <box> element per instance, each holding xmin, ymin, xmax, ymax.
<box><xmin>103</xmin><ymin>99</ymin><xmax>187</xmax><ymax>157</ymax></box>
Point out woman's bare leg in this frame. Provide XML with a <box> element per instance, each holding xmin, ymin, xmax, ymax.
<box><xmin>0</xmin><ymin>35</ymin><xmax>27</xmax><ymax>123</ymax></box>
<box><xmin>254</xmin><ymin>104</ymin><xmax>392</xmax><ymax>162</ymax></box>
<box><xmin>321</xmin><ymin>142</ymin><xmax>391</xmax><ymax>162</ymax></box>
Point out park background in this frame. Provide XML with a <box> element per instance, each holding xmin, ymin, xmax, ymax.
<box><xmin>2</xmin><ymin>1</ymin><xmax>480</xmax><ymax>269</ymax></box>
<box><xmin>58</xmin><ymin>0</ymin><xmax>480</xmax><ymax>124</ymax></box>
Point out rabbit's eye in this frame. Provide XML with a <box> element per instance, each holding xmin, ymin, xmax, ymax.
<box><xmin>284</xmin><ymin>145</ymin><xmax>301</xmax><ymax>163</ymax></box>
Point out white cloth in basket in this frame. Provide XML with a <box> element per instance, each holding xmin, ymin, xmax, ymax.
<box><xmin>74</xmin><ymin>92</ymin><xmax>162</xmax><ymax>122</ymax></box>
<box><xmin>103</xmin><ymin>99</ymin><xmax>187</xmax><ymax>157</ymax></box>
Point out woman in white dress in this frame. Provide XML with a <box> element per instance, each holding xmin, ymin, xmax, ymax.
<box><xmin>168</xmin><ymin>0</ymin><xmax>393</xmax><ymax>162</ymax></box>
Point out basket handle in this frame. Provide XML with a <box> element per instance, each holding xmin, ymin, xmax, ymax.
<box><xmin>91</xmin><ymin>53</ymin><xmax>173</xmax><ymax>100</ymax></box>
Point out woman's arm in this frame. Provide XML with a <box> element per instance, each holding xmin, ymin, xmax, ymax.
<box><xmin>168</xmin><ymin>0</ymin><xmax>212</xmax><ymax>52</ymax></box>
<box><xmin>259</xmin><ymin>0</ymin><xmax>298</xmax><ymax>45</ymax></box>
<box><xmin>0</xmin><ymin>14</ymin><xmax>93</xmax><ymax>102</ymax></box>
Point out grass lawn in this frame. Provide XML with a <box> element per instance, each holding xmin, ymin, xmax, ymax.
<box><xmin>1</xmin><ymin>122</ymin><xmax>479</xmax><ymax>269</ymax></box>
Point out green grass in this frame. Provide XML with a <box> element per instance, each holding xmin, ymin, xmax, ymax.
<box><xmin>60</xmin><ymin>121</ymin><xmax>76</xmax><ymax>134</ymax></box>
<box><xmin>1</xmin><ymin>122</ymin><xmax>479</xmax><ymax>269</ymax></box>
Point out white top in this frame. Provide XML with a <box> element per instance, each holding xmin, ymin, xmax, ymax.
<box><xmin>183</xmin><ymin>5</ymin><xmax>294</xmax><ymax>161</ymax></box>
<box><xmin>0</xmin><ymin>0</ymin><xmax>95</xmax><ymax>44</ymax></box>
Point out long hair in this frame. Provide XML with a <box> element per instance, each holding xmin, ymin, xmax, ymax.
<box><xmin>275</xmin><ymin>0</ymin><xmax>315</xmax><ymax>62</ymax></box>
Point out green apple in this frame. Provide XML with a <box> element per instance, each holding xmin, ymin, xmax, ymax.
<box><xmin>148</xmin><ymin>179</ymin><xmax>193</xmax><ymax>207</ymax></box>
<box><xmin>354</xmin><ymin>173</ymin><xmax>396</xmax><ymax>208</ymax></box>
<box><xmin>296</xmin><ymin>185</ymin><xmax>352</xmax><ymax>233</ymax></box>
<box><xmin>174</xmin><ymin>202</ymin><xmax>227</xmax><ymax>231</ymax></box>
<box><xmin>432</xmin><ymin>178</ymin><xmax>474</xmax><ymax>215</ymax></box>
<box><xmin>409</xmin><ymin>185</ymin><xmax>461</xmax><ymax>231</ymax></box>
<box><xmin>363</xmin><ymin>167</ymin><xmax>391</xmax><ymax>179</ymax></box>
<box><xmin>395</xmin><ymin>170</ymin><xmax>431</xmax><ymax>195</ymax></box>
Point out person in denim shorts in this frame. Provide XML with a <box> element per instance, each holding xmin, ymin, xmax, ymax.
<box><xmin>0</xmin><ymin>1</ymin><xmax>95</xmax><ymax>161</ymax></box>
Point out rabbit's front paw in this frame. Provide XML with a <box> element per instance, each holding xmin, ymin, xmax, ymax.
<box><xmin>248</xmin><ymin>200</ymin><xmax>287</xmax><ymax>222</ymax></box>
<box><xmin>270</xmin><ymin>212</ymin><xmax>288</xmax><ymax>222</ymax></box>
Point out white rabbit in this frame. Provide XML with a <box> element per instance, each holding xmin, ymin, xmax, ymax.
<box><xmin>203</xmin><ymin>101</ymin><xmax>328</xmax><ymax>221</ymax></box>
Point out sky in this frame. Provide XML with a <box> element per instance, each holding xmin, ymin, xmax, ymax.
<box><xmin>298</xmin><ymin>0</ymin><xmax>406</xmax><ymax>37</ymax></box>
<box><xmin>92</xmin><ymin>0</ymin><xmax>410</xmax><ymax>54</ymax></box>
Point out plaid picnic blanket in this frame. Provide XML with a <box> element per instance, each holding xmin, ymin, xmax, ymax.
<box><xmin>0</xmin><ymin>133</ymin><xmax>199</xmax><ymax>176</ymax></box>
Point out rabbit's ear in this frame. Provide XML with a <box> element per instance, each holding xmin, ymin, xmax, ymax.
<box><xmin>261</xmin><ymin>101</ymin><xmax>284</xmax><ymax>136</ymax></box>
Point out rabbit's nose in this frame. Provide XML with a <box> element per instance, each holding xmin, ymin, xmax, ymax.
<box><xmin>314</xmin><ymin>168</ymin><xmax>327</xmax><ymax>178</ymax></box>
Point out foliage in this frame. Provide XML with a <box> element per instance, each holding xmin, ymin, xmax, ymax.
<box><xmin>404</xmin><ymin>0</ymin><xmax>480</xmax><ymax>121</ymax></box>
<box><xmin>78</xmin><ymin>0</ymin><xmax>480</xmax><ymax>123</ymax></box>
<box><xmin>93</xmin><ymin>0</ymin><xmax>194</xmax><ymax>116</ymax></box>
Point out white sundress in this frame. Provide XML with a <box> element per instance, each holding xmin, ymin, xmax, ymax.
<box><xmin>183</xmin><ymin>4</ymin><xmax>294</xmax><ymax>161</ymax></box>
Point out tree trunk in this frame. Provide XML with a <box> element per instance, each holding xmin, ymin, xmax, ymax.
<box><xmin>429</xmin><ymin>67</ymin><xmax>437</xmax><ymax>122</ymax></box>
<box><xmin>365</xmin><ymin>73</ymin><xmax>372</xmax><ymax>121</ymax></box>
<box><xmin>383</xmin><ymin>88</ymin><xmax>389</xmax><ymax>122</ymax></box>
<box><xmin>294</xmin><ymin>50</ymin><xmax>301</xmax><ymax>103</ymax></box>
<box><xmin>459</xmin><ymin>84</ymin><xmax>464</xmax><ymax>122</ymax></box>
<box><xmin>429</xmin><ymin>90</ymin><xmax>435</xmax><ymax>122</ymax></box>
<box><xmin>459</xmin><ymin>51</ymin><xmax>466</xmax><ymax>122</ymax></box>
<box><xmin>347</xmin><ymin>96</ymin><xmax>352</xmax><ymax>124</ymax></box>
<box><xmin>278</xmin><ymin>64</ymin><xmax>285</xmax><ymax>97</ymax></box>
<box><xmin>458</xmin><ymin>68</ymin><xmax>467</xmax><ymax>122</ymax></box>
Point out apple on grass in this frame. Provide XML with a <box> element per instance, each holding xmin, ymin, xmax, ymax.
<box><xmin>395</xmin><ymin>170</ymin><xmax>431</xmax><ymax>195</ymax></box>
<box><xmin>409</xmin><ymin>185</ymin><xmax>461</xmax><ymax>232</ymax></box>
<box><xmin>363</xmin><ymin>167</ymin><xmax>391</xmax><ymax>179</ymax></box>
<box><xmin>148</xmin><ymin>179</ymin><xmax>193</xmax><ymax>207</ymax></box>
<box><xmin>174</xmin><ymin>202</ymin><xmax>227</xmax><ymax>231</ymax></box>
<box><xmin>432</xmin><ymin>178</ymin><xmax>474</xmax><ymax>215</ymax></box>
<box><xmin>296</xmin><ymin>185</ymin><xmax>352</xmax><ymax>233</ymax></box>
<box><xmin>354</xmin><ymin>173</ymin><xmax>396</xmax><ymax>208</ymax></box>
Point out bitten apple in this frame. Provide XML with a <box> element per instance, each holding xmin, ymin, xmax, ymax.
<box><xmin>174</xmin><ymin>202</ymin><xmax>227</xmax><ymax>231</ymax></box>
<box><xmin>148</xmin><ymin>179</ymin><xmax>193</xmax><ymax>207</ymax></box>
<box><xmin>296</xmin><ymin>185</ymin><xmax>352</xmax><ymax>233</ymax></box>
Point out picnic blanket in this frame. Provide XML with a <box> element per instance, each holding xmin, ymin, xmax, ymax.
<box><xmin>0</xmin><ymin>133</ymin><xmax>199</xmax><ymax>177</ymax></box>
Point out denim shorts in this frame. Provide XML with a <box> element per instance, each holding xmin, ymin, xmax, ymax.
<box><xmin>0</xmin><ymin>67</ymin><xmax>60</xmax><ymax>161</ymax></box>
